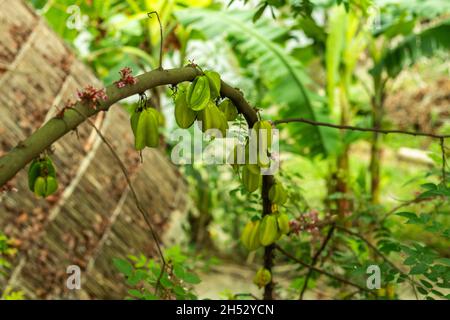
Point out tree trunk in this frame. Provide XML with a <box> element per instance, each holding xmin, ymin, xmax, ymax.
<box><xmin>370</xmin><ymin>78</ymin><xmax>384</xmax><ymax>205</ymax></box>
<box><xmin>335</xmin><ymin>81</ymin><xmax>351</xmax><ymax>217</ymax></box>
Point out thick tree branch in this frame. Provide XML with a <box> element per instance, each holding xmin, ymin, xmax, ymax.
<box><xmin>262</xmin><ymin>175</ymin><xmax>275</xmax><ymax>300</ymax></box>
<box><xmin>0</xmin><ymin>66</ymin><xmax>260</xmax><ymax>187</ymax></box>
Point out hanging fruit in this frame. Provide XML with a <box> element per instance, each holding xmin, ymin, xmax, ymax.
<box><xmin>241</xmin><ymin>219</ymin><xmax>262</xmax><ymax>251</ymax></box>
<box><xmin>268</xmin><ymin>182</ymin><xmax>288</xmax><ymax>205</ymax></box>
<box><xmin>204</xmin><ymin>70</ymin><xmax>221</xmax><ymax>100</ymax></box>
<box><xmin>28</xmin><ymin>156</ymin><xmax>58</xmax><ymax>198</ymax></box>
<box><xmin>186</xmin><ymin>75</ymin><xmax>210</xmax><ymax>111</ymax></box>
<box><xmin>242</xmin><ymin>165</ymin><xmax>261</xmax><ymax>193</ymax></box>
<box><xmin>198</xmin><ymin>101</ymin><xmax>228</xmax><ymax>136</ymax></box>
<box><xmin>253</xmin><ymin>267</ymin><xmax>272</xmax><ymax>288</ymax></box>
<box><xmin>174</xmin><ymin>87</ymin><xmax>197</xmax><ymax>129</ymax></box>
<box><xmin>218</xmin><ymin>99</ymin><xmax>238</xmax><ymax>121</ymax></box>
<box><xmin>133</xmin><ymin>107</ymin><xmax>160</xmax><ymax>150</ymax></box>
<box><xmin>259</xmin><ymin>214</ymin><xmax>280</xmax><ymax>246</ymax></box>
<box><xmin>276</xmin><ymin>213</ymin><xmax>290</xmax><ymax>235</ymax></box>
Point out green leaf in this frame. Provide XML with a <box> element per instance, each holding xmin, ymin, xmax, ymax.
<box><xmin>403</xmin><ymin>256</ymin><xmax>417</xmax><ymax>265</ymax></box>
<box><xmin>410</xmin><ymin>264</ymin><xmax>428</xmax><ymax>275</ymax></box>
<box><xmin>177</xmin><ymin>9</ymin><xmax>337</xmax><ymax>157</ymax></box>
<box><xmin>127</xmin><ymin>269</ymin><xmax>147</xmax><ymax>286</ymax></box>
<box><xmin>373</xmin><ymin>19</ymin><xmax>450</xmax><ymax>78</ymax></box>
<box><xmin>417</xmin><ymin>286</ymin><xmax>428</xmax><ymax>295</ymax></box>
<box><xmin>325</xmin><ymin>5</ymin><xmax>346</xmax><ymax>109</ymax></box>
<box><xmin>421</xmin><ymin>183</ymin><xmax>437</xmax><ymax>190</ymax></box>
<box><xmin>395</xmin><ymin>212</ymin><xmax>428</xmax><ymax>225</ymax></box>
<box><xmin>143</xmin><ymin>293</ymin><xmax>158</xmax><ymax>300</ymax></box>
<box><xmin>160</xmin><ymin>274</ymin><xmax>174</xmax><ymax>289</ymax></box>
<box><xmin>431</xmin><ymin>289</ymin><xmax>444</xmax><ymax>297</ymax></box>
<box><xmin>183</xmin><ymin>272</ymin><xmax>201</xmax><ymax>284</ymax></box>
<box><xmin>396</xmin><ymin>212</ymin><xmax>418</xmax><ymax>220</ymax></box>
<box><xmin>375</xmin><ymin>17</ymin><xmax>416</xmax><ymax>39</ymax></box>
<box><xmin>113</xmin><ymin>258</ymin><xmax>133</xmax><ymax>277</ymax></box>
<box><xmin>128</xmin><ymin>289</ymin><xmax>143</xmax><ymax>299</ymax></box>
<box><xmin>436</xmin><ymin>258</ymin><xmax>450</xmax><ymax>267</ymax></box>
<box><xmin>420</xmin><ymin>280</ymin><xmax>433</xmax><ymax>289</ymax></box>
<box><xmin>379</xmin><ymin>0</ymin><xmax>450</xmax><ymax>19</ymax></box>
<box><xmin>173</xmin><ymin>264</ymin><xmax>186</xmax><ymax>279</ymax></box>
<box><xmin>173</xmin><ymin>285</ymin><xmax>186</xmax><ymax>296</ymax></box>
<box><xmin>252</xmin><ymin>3</ymin><xmax>267</xmax><ymax>23</ymax></box>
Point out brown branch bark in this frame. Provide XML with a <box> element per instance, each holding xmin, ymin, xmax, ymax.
<box><xmin>275</xmin><ymin>244</ymin><xmax>373</xmax><ymax>295</ymax></box>
<box><xmin>0</xmin><ymin>67</ymin><xmax>200</xmax><ymax>186</ymax></box>
<box><xmin>262</xmin><ymin>175</ymin><xmax>275</xmax><ymax>300</ymax></box>
<box><xmin>273</xmin><ymin>118</ymin><xmax>450</xmax><ymax>139</ymax></box>
<box><xmin>299</xmin><ymin>223</ymin><xmax>336</xmax><ymax>299</ymax></box>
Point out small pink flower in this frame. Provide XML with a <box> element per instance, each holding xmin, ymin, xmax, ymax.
<box><xmin>115</xmin><ymin>67</ymin><xmax>138</xmax><ymax>88</ymax></box>
<box><xmin>77</xmin><ymin>85</ymin><xmax>108</xmax><ymax>109</ymax></box>
<box><xmin>289</xmin><ymin>220</ymin><xmax>301</xmax><ymax>235</ymax></box>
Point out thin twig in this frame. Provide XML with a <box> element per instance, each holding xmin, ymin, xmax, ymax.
<box><xmin>274</xmin><ymin>244</ymin><xmax>373</xmax><ymax>295</ymax></box>
<box><xmin>273</xmin><ymin>118</ymin><xmax>450</xmax><ymax>139</ymax></box>
<box><xmin>233</xmin><ymin>293</ymin><xmax>259</xmax><ymax>300</ymax></box>
<box><xmin>299</xmin><ymin>224</ymin><xmax>336</xmax><ymax>300</ymax></box>
<box><xmin>70</xmin><ymin>108</ymin><xmax>166</xmax><ymax>295</ymax></box>
<box><xmin>379</xmin><ymin>195</ymin><xmax>438</xmax><ymax>223</ymax></box>
<box><xmin>335</xmin><ymin>226</ymin><xmax>424</xmax><ymax>299</ymax></box>
<box><xmin>147</xmin><ymin>12</ymin><xmax>163</xmax><ymax>70</ymax></box>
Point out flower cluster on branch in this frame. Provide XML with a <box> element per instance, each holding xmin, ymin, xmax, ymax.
<box><xmin>114</xmin><ymin>67</ymin><xmax>138</xmax><ymax>88</ymax></box>
<box><xmin>77</xmin><ymin>85</ymin><xmax>108</xmax><ymax>109</ymax></box>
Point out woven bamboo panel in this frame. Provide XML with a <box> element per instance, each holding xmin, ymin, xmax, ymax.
<box><xmin>0</xmin><ymin>0</ymin><xmax>188</xmax><ymax>299</ymax></box>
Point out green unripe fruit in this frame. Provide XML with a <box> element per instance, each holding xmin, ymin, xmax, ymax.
<box><xmin>175</xmin><ymin>89</ymin><xmax>197</xmax><ymax>129</ymax></box>
<box><xmin>204</xmin><ymin>70</ymin><xmax>221</xmax><ymax>100</ymax></box>
<box><xmin>198</xmin><ymin>102</ymin><xmax>227</xmax><ymax>136</ymax></box>
<box><xmin>157</xmin><ymin>110</ymin><xmax>165</xmax><ymax>127</ymax></box>
<box><xmin>243</xmin><ymin>142</ymin><xmax>261</xmax><ymax>174</ymax></box>
<box><xmin>268</xmin><ymin>182</ymin><xmax>288</xmax><ymax>205</ymax></box>
<box><xmin>134</xmin><ymin>108</ymin><xmax>160</xmax><ymax>150</ymax></box>
<box><xmin>259</xmin><ymin>214</ymin><xmax>279</xmax><ymax>246</ymax></box>
<box><xmin>45</xmin><ymin>176</ymin><xmax>58</xmax><ymax>196</ymax></box>
<box><xmin>253</xmin><ymin>120</ymin><xmax>273</xmax><ymax>149</ymax></box>
<box><xmin>240</xmin><ymin>219</ymin><xmax>261</xmax><ymax>251</ymax></box>
<box><xmin>33</xmin><ymin>176</ymin><xmax>47</xmax><ymax>197</ymax></box>
<box><xmin>28</xmin><ymin>157</ymin><xmax>57</xmax><ymax>193</ymax></box>
<box><xmin>43</xmin><ymin>158</ymin><xmax>56</xmax><ymax>178</ymax></box>
<box><xmin>276</xmin><ymin>213</ymin><xmax>290</xmax><ymax>235</ymax></box>
<box><xmin>187</xmin><ymin>75</ymin><xmax>210</xmax><ymax>111</ymax></box>
<box><xmin>242</xmin><ymin>165</ymin><xmax>261</xmax><ymax>193</ymax></box>
<box><xmin>253</xmin><ymin>268</ymin><xmax>271</xmax><ymax>288</ymax></box>
<box><xmin>28</xmin><ymin>159</ymin><xmax>41</xmax><ymax>191</ymax></box>
<box><xmin>130</xmin><ymin>110</ymin><xmax>140</xmax><ymax>136</ymax></box>
<box><xmin>218</xmin><ymin>99</ymin><xmax>238</xmax><ymax>121</ymax></box>
<box><xmin>33</xmin><ymin>176</ymin><xmax>58</xmax><ymax>198</ymax></box>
